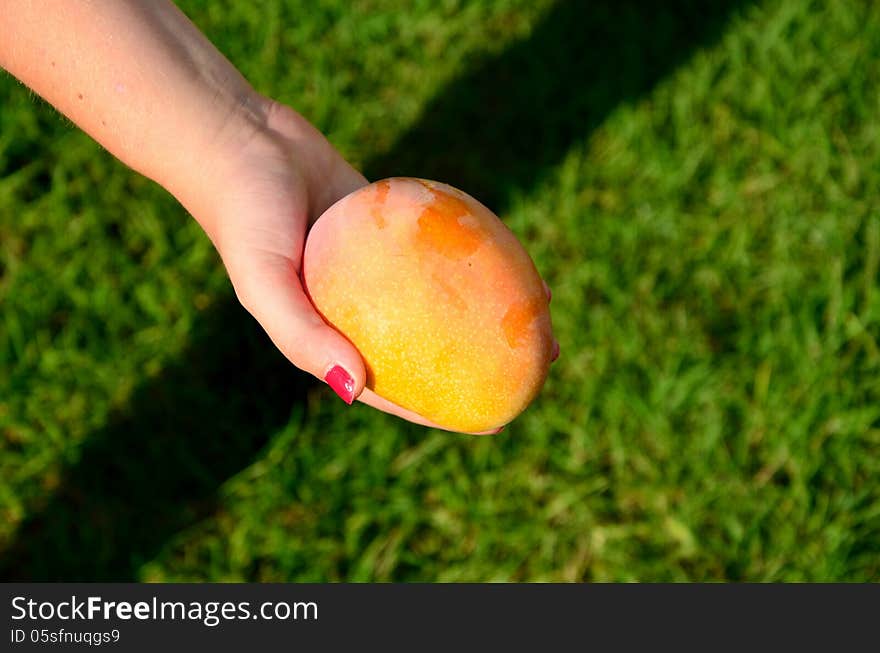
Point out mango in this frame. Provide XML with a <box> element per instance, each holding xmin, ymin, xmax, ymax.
<box><xmin>303</xmin><ymin>178</ymin><xmax>553</xmax><ymax>432</ymax></box>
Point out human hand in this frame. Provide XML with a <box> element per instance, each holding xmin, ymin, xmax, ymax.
<box><xmin>196</xmin><ymin>100</ymin><xmax>522</xmax><ymax>433</ymax></box>
<box><xmin>0</xmin><ymin>1</ymin><xmax>553</xmax><ymax>433</ymax></box>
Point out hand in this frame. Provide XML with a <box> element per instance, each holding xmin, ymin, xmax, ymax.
<box><xmin>198</xmin><ymin>100</ymin><xmax>510</xmax><ymax>433</ymax></box>
<box><xmin>0</xmin><ymin>0</ymin><xmax>550</xmax><ymax>434</ymax></box>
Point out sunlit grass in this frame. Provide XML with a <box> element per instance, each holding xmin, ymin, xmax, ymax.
<box><xmin>1</xmin><ymin>0</ymin><xmax>878</xmax><ymax>581</ymax></box>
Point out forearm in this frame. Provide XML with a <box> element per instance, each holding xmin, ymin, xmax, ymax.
<box><xmin>0</xmin><ymin>0</ymin><xmax>266</xmax><ymax>221</ymax></box>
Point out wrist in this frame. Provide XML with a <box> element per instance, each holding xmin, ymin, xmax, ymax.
<box><xmin>174</xmin><ymin>97</ymin><xmax>367</xmax><ymax>246</ymax></box>
<box><xmin>159</xmin><ymin>90</ymin><xmax>275</xmax><ymax>238</ymax></box>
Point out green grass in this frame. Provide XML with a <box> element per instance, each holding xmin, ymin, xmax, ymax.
<box><xmin>1</xmin><ymin>0</ymin><xmax>879</xmax><ymax>581</ymax></box>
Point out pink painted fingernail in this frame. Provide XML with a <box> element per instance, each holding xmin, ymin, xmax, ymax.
<box><xmin>325</xmin><ymin>365</ymin><xmax>355</xmax><ymax>404</ymax></box>
<box><xmin>551</xmin><ymin>340</ymin><xmax>560</xmax><ymax>362</ymax></box>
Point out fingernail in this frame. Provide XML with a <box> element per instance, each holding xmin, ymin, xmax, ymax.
<box><xmin>551</xmin><ymin>340</ymin><xmax>560</xmax><ymax>362</ymax></box>
<box><xmin>325</xmin><ymin>365</ymin><xmax>355</xmax><ymax>404</ymax></box>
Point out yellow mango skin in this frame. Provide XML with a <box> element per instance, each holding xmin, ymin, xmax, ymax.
<box><xmin>303</xmin><ymin>178</ymin><xmax>553</xmax><ymax>432</ymax></box>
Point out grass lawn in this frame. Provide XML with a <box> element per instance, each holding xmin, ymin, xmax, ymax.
<box><xmin>1</xmin><ymin>0</ymin><xmax>879</xmax><ymax>581</ymax></box>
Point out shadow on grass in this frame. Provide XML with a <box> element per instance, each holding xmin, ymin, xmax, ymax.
<box><xmin>365</xmin><ymin>0</ymin><xmax>752</xmax><ymax>213</ymax></box>
<box><xmin>0</xmin><ymin>0</ymin><xmax>752</xmax><ymax>580</ymax></box>
<box><xmin>1</xmin><ymin>300</ymin><xmax>311</xmax><ymax>580</ymax></box>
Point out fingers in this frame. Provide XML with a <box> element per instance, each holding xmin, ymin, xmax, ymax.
<box><xmin>357</xmin><ymin>388</ymin><xmax>504</xmax><ymax>436</ymax></box>
<box><xmin>231</xmin><ymin>251</ymin><xmax>367</xmax><ymax>402</ymax></box>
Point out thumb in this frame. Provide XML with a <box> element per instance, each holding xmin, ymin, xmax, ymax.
<box><xmin>230</xmin><ymin>252</ymin><xmax>366</xmax><ymax>404</ymax></box>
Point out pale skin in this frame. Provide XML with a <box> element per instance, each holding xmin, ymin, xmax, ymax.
<box><xmin>1</xmin><ymin>1</ymin><xmax>556</xmax><ymax>434</ymax></box>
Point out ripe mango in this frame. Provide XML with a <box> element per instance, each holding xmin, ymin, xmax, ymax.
<box><xmin>303</xmin><ymin>178</ymin><xmax>553</xmax><ymax>432</ymax></box>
